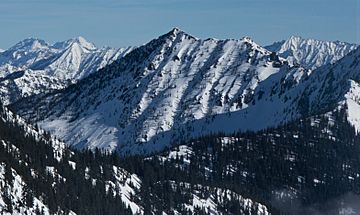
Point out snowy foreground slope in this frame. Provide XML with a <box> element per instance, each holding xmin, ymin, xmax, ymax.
<box><xmin>0</xmin><ymin>37</ymin><xmax>132</xmax><ymax>104</ymax></box>
<box><xmin>0</xmin><ymin>105</ymin><xmax>270</xmax><ymax>215</ymax></box>
<box><xmin>266</xmin><ymin>36</ymin><xmax>358</xmax><ymax>70</ymax></box>
<box><xmin>0</xmin><ymin>105</ymin><xmax>140</xmax><ymax>214</ymax></box>
<box><xmin>12</xmin><ymin>28</ymin><xmax>360</xmax><ymax>155</ymax></box>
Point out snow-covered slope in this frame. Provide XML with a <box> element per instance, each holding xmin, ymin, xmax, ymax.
<box><xmin>0</xmin><ymin>163</ymin><xmax>59</xmax><ymax>215</ymax></box>
<box><xmin>0</xmin><ymin>37</ymin><xmax>132</xmax><ymax>104</ymax></box>
<box><xmin>266</xmin><ymin>36</ymin><xmax>358</xmax><ymax>70</ymax></box>
<box><xmin>159</xmin><ymin>181</ymin><xmax>270</xmax><ymax>215</ymax></box>
<box><xmin>344</xmin><ymin>80</ymin><xmax>360</xmax><ymax>131</ymax></box>
<box><xmin>298</xmin><ymin>46</ymin><xmax>360</xmax><ymax>127</ymax></box>
<box><xmin>0</xmin><ymin>70</ymin><xmax>70</xmax><ymax>105</ymax></box>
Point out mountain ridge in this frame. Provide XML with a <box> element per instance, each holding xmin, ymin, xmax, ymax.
<box><xmin>266</xmin><ymin>35</ymin><xmax>358</xmax><ymax>70</ymax></box>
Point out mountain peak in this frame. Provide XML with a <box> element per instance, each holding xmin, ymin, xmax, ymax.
<box><xmin>165</xmin><ymin>27</ymin><xmax>182</xmax><ymax>37</ymax></box>
<box><xmin>169</xmin><ymin>27</ymin><xmax>189</xmax><ymax>35</ymax></box>
<box><xmin>170</xmin><ymin>27</ymin><xmax>182</xmax><ymax>33</ymax></box>
<box><xmin>10</xmin><ymin>38</ymin><xmax>49</xmax><ymax>51</ymax></box>
<box><xmin>241</xmin><ymin>36</ymin><xmax>256</xmax><ymax>44</ymax></box>
<box><xmin>288</xmin><ymin>35</ymin><xmax>303</xmax><ymax>40</ymax></box>
<box><xmin>67</xmin><ymin>36</ymin><xmax>96</xmax><ymax>50</ymax></box>
<box><xmin>53</xmin><ymin>36</ymin><xmax>96</xmax><ymax>51</ymax></box>
<box><xmin>164</xmin><ymin>27</ymin><xmax>196</xmax><ymax>40</ymax></box>
<box><xmin>72</xmin><ymin>36</ymin><xmax>94</xmax><ymax>46</ymax></box>
<box><xmin>240</xmin><ymin>36</ymin><xmax>269</xmax><ymax>54</ymax></box>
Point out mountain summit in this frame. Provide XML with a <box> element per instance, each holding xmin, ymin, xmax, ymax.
<box><xmin>53</xmin><ymin>36</ymin><xmax>97</xmax><ymax>52</ymax></box>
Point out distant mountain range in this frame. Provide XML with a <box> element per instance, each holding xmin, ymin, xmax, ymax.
<box><xmin>265</xmin><ymin>35</ymin><xmax>358</xmax><ymax>70</ymax></box>
<box><xmin>0</xmin><ymin>37</ymin><xmax>133</xmax><ymax>104</ymax></box>
<box><xmin>0</xmin><ymin>36</ymin><xmax>133</xmax><ymax>79</ymax></box>
<box><xmin>6</xmin><ymin>28</ymin><xmax>358</xmax><ymax>155</ymax></box>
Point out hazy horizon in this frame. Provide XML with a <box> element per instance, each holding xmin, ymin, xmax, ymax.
<box><xmin>1</xmin><ymin>0</ymin><xmax>359</xmax><ymax>49</ymax></box>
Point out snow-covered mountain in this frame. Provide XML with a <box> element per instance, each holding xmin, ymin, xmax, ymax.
<box><xmin>266</xmin><ymin>36</ymin><xmax>358</xmax><ymax>70</ymax></box>
<box><xmin>0</xmin><ymin>37</ymin><xmax>133</xmax><ymax>104</ymax></box>
<box><xmin>11</xmin><ymin>28</ymin><xmax>360</xmax><ymax>155</ymax></box>
<box><xmin>11</xmin><ymin>28</ymin><xmax>301</xmax><ymax>154</ymax></box>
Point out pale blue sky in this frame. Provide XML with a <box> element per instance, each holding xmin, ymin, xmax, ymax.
<box><xmin>0</xmin><ymin>0</ymin><xmax>359</xmax><ymax>49</ymax></box>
